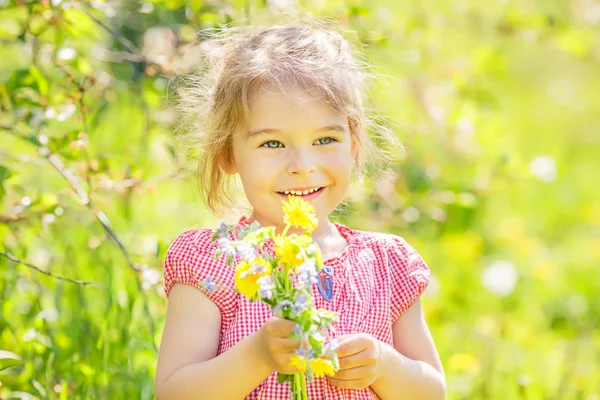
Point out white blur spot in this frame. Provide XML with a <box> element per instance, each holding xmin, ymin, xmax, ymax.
<box><xmin>267</xmin><ymin>0</ymin><xmax>295</xmax><ymax>11</ymax></box>
<box><xmin>21</xmin><ymin>196</ymin><xmax>32</xmax><ymax>206</ymax></box>
<box><xmin>57</xmin><ymin>104</ymin><xmax>76</xmax><ymax>121</ymax></box>
<box><xmin>45</xmin><ymin>107</ymin><xmax>57</xmax><ymax>119</ymax></box>
<box><xmin>23</xmin><ymin>328</ymin><xmax>40</xmax><ymax>342</ymax></box>
<box><xmin>139</xmin><ymin>2</ymin><xmax>154</xmax><ymax>13</ymax></box>
<box><xmin>439</xmin><ymin>190</ymin><xmax>455</xmax><ymax>204</ymax></box>
<box><xmin>39</xmin><ymin>308</ymin><xmax>59</xmax><ymax>323</ymax></box>
<box><xmin>403</xmin><ymin>207</ymin><xmax>420</xmax><ymax>223</ymax></box>
<box><xmin>42</xmin><ymin>214</ymin><xmax>56</xmax><ymax>226</ymax></box>
<box><xmin>431</xmin><ymin>207</ymin><xmax>447</xmax><ymax>222</ymax></box>
<box><xmin>481</xmin><ymin>260</ymin><xmax>519</xmax><ymax>296</ymax></box>
<box><xmin>426</xmin><ymin>164</ymin><xmax>441</xmax><ymax>179</ymax></box>
<box><xmin>529</xmin><ymin>155</ymin><xmax>557</xmax><ymax>182</ymax></box>
<box><xmin>29</xmin><ymin>248</ymin><xmax>51</xmax><ymax>269</ymax></box>
<box><xmin>57</xmin><ymin>47</ymin><xmax>76</xmax><ymax>61</ymax></box>
<box><xmin>142</xmin><ymin>268</ymin><xmax>160</xmax><ymax>287</ymax></box>
<box><xmin>428</xmin><ymin>105</ymin><xmax>446</xmax><ymax>123</ymax></box>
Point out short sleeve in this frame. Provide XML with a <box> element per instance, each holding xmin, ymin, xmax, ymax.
<box><xmin>163</xmin><ymin>229</ymin><xmax>238</xmax><ymax>323</ymax></box>
<box><xmin>386</xmin><ymin>235</ymin><xmax>431</xmax><ymax>323</ymax></box>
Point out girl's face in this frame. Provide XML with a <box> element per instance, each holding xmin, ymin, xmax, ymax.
<box><xmin>226</xmin><ymin>83</ymin><xmax>357</xmax><ymax>233</ymax></box>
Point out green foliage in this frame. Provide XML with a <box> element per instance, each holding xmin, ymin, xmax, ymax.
<box><xmin>1</xmin><ymin>0</ymin><xmax>599</xmax><ymax>398</ymax></box>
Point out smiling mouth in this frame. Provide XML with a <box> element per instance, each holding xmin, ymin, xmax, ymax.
<box><xmin>276</xmin><ymin>187</ymin><xmax>325</xmax><ymax>197</ymax></box>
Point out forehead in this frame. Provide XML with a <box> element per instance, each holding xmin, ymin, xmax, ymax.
<box><xmin>246</xmin><ymin>83</ymin><xmax>349</xmax><ymax>133</ymax></box>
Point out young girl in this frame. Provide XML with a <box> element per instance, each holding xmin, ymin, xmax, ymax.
<box><xmin>155</xmin><ymin>23</ymin><xmax>445</xmax><ymax>400</ymax></box>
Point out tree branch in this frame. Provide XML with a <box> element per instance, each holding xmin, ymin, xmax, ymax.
<box><xmin>2</xmin><ymin>130</ymin><xmax>158</xmax><ymax>351</ymax></box>
<box><xmin>0</xmin><ymin>251</ymin><xmax>100</xmax><ymax>287</ymax></box>
<box><xmin>76</xmin><ymin>2</ymin><xmax>142</xmax><ymax>56</ymax></box>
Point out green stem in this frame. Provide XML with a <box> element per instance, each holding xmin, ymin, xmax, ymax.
<box><xmin>300</xmin><ymin>372</ymin><xmax>308</xmax><ymax>399</ymax></box>
<box><xmin>281</xmin><ymin>223</ymin><xmax>291</xmax><ymax>293</ymax></box>
<box><xmin>282</xmin><ymin>223</ymin><xmax>290</xmax><ymax>237</ymax></box>
<box><xmin>293</xmin><ymin>373</ymin><xmax>300</xmax><ymax>400</ymax></box>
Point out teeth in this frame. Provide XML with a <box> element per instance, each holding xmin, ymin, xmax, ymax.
<box><xmin>282</xmin><ymin>187</ymin><xmax>320</xmax><ymax>196</ymax></box>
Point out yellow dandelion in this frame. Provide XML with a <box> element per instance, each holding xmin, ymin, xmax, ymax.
<box><xmin>309</xmin><ymin>358</ymin><xmax>336</xmax><ymax>378</ymax></box>
<box><xmin>274</xmin><ymin>234</ymin><xmax>312</xmax><ymax>268</ymax></box>
<box><xmin>282</xmin><ymin>196</ymin><xmax>318</xmax><ymax>233</ymax></box>
<box><xmin>234</xmin><ymin>258</ymin><xmax>271</xmax><ymax>298</ymax></box>
<box><xmin>289</xmin><ymin>355</ymin><xmax>308</xmax><ymax>373</ymax></box>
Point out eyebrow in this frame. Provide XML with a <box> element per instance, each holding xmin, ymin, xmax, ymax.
<box><xmin>246</xmin><ymin>124</ymin><xmax>347</xmax><ymax>138</ymax></box>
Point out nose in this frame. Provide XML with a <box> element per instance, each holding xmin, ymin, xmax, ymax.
<box><xmin>286</xmin><ymin>148</ymin><xmax>317</xmax><ymax>177</ymax></box>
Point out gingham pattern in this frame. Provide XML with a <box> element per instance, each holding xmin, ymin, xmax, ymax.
<box><xmin>163</xmin><ymin>216</ymin><xmax>430</xmax><ymax>400</ymax></box>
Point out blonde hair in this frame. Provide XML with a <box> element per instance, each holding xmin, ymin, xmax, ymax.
<box><xmin>176</xmin><ymin>19</ymin><xmax>399</xmax><ymax>215</ymax></box>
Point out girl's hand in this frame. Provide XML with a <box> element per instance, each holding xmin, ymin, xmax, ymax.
<box><xmin>327</xmin><ymin>333</ymin><xmax>383</xmax><ymax>390</ymax></box>
<box><xmin>256</xmin><ymin>317</ymin><xmax>302</xmax><ymax>375</ymax></box>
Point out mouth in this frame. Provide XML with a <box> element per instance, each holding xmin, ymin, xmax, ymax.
<box><xmin>276</xmin><ymin>186</ymin><xmax>325</xmax><ymax>200</ymax></box>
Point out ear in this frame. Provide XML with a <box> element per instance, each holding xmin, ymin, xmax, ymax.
<box><xmin>219</xmin><ymin>150</ymin><xmax>237</xmax><ymax>175</ymax></box>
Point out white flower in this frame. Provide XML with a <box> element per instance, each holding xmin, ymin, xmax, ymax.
<box><xmin>481</xmin><ymin>261</ymin><xmax>519</xmax><ymax>296</ymax></box>
<box><xmin>217</xmin><ymin>237</ymin><xmax>237</xmax><ymax>257</ymax></box>
<box><xmin>236</xmin><ymin>241</ymin><xmax>258</xmax><ymax>261</ymax></box>
<box><xmin>326</xmin><ymin>338</ymin><xmax>340</xmax><ymax>352</ymax></box>
<box><xmin>297</xmin><ymin>258</ymin><xmax>318</xmax><ymax>287</ymax></box>
<box><xmin>257</xmin><ymin>276</ymin><xmax>274</xmax><ymax>299</ymax></box>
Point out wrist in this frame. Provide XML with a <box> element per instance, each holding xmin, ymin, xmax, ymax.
<box><xmin>248</xmin><ymin>329</ymin><xmax>275</xmax><ymax>374</ymax></box>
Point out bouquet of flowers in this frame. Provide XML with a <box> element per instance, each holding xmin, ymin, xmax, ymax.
<box><xmin>205</xmin><ymin>196</ymin><xmax>340</xmax><ymax>400</ymax></box>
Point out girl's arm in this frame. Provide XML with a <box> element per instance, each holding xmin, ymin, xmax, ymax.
<box><xmin>370</xmin><ymin>299</ymin><xmax>446</xmax><ymax>400</ymax></box>
<box><xmin>154</xmin><ymin>283</ymin><xmax>272</xmax><ymax>400</ymax></box>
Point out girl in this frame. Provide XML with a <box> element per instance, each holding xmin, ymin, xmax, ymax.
<box><xmin>155</xmin><ymin>23</ymin><xmax>446</xmax><ymax>400</ymax></box>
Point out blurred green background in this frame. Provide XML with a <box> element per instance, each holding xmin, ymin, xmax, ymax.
<box><xmin>1</xmin><ymin>0</ymin><xmax>599</xmax><ymax>398</ymax></box>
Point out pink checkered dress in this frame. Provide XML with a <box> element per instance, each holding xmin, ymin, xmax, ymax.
<box><xmin>163</xmin><ymin>216</ymin><xmax>430</xmax><ymax>400</ymax></box>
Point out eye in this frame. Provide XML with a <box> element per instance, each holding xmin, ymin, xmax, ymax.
<box><xmin>260</xmin><ymin>140</ymin><xmax>284</xmax><ymax>149</ymax></box>
<box><xmin>314</xmin><ymin>137</ymin><xmax>337</xmax><ymax>145</ymax></box>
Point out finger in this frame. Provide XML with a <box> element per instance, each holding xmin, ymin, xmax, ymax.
<box><xmin>335</xmin><ymin>336</ymin><xmax>369</xmax><ymax>358</ymax></box>
<box><xmin>267</xmin><ymin>318</ymin><xmax>297</xmax><ymax>338</ymax></box>
<box><xmin>338</xmin><ymin>349</ymin><xmax>376</xmax><ymax>370</ymax></box>
<box><xmin>331</xmin><ymin>365</ymin><xmax>373</xmax><ymax>381</ymax></box>
<box><xmin>276</xmin><ymin>353</ymin><xmax>303</xmax><ymax>374</ymax></box>
<box><xmin>271</xmin><ymin>337</ymin><xmax>300</xmax><ymax>353</ymax></box>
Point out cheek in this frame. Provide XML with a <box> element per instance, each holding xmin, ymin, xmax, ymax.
<box><xmin>324</xmin><ymin>152</ymin><xmax>354</xmax><ymax>178</ymax></box>
<box><xmin>239</xmin><ymin>159</ymin><xmax>279</xmax><ymax>192</ymax></box>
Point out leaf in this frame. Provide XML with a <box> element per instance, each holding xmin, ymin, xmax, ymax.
<box><xmin>0</xmin><ymin>350</ymin><xmax>23</xmax><ymax>371</ymax></box>
<box><xmin>28</xmin><ymin>66</ymin><xmax>48</xmax><ymax>97</ymax></box>
<box><xmin>277</xmin><ymin>372</ymin><xmax>293</xmax><ymax>384</ymax></box>
<box><xmin>0</xmin><ymin>165</ymin><xmax>11</xmax><ymax>201</ymax></box>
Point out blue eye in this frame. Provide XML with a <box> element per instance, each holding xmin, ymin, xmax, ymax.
<box><xmin>315</xmin><ymin>137</ymin><xmax>337</xmax><ymax>145</ymax></box>
<box><xmin>260</xmin><ymin>140</ymin><xmax>283</xmax><ymax>148</ymax></box>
